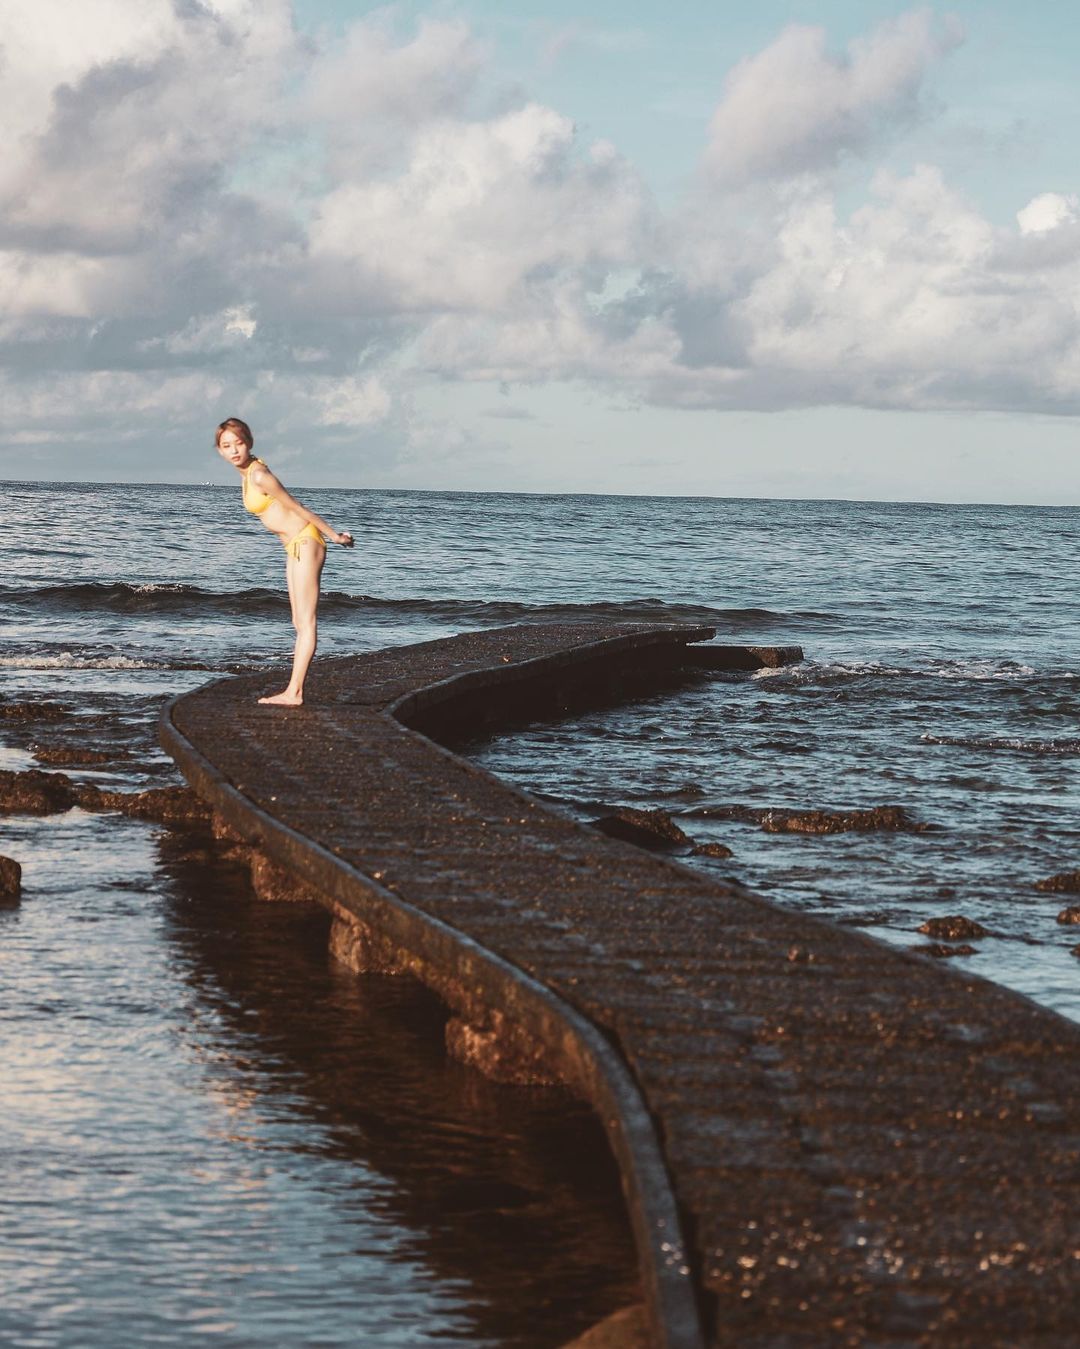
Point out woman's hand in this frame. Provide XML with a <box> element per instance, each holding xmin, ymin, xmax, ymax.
<box><xmin>336</xmin><ymin>530</ymin><xmax>354</xmax><ymax>548</ymax></box>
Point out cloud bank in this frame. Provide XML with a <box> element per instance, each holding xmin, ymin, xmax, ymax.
<box><xmin>4</xmin><ymin>2</ymin><xmax>1080</xmax><ymax>479</ymax></box>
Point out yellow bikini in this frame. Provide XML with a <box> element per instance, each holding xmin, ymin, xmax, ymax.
<box><xmin>284</xmin><ymin>522</ymin><xmax>324</xmax><ymax>560</ymax></box>
<box><xmin>241</xmin><ymin>457</ymin><xmax>275</xmax><ymax>514</ymax></box>
<box><xmin>242</xmin><ymin>458</ymin><xmax>325</xmax><ymax>560</ymax></box>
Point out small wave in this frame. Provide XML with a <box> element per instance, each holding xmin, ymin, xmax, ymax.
<box><xmin>0</xmin><ymin>652</ymin><xmax>166</xmax><ymax>670</ymax></box>
<box><xmin>0</xmin><ymin>644</ymin><xmax>220</xmax><ymax>672</ymax></box>
<box><xmin>0</xmin><ymin>581</ymin><xmax>285</xmax><ymax>617</ymax></box>
<box><xmin>920</xmin><ymin>733</ymin><xmax>1080</xmax><ymax>756</ymax></box>
<box><xmin>754</xmin><ymin>657</ymin><xmax>1052</xmax><ymax>685</ymax></box>
<box><xmin>0</xmin><ymin>582</ymin><xmax>826</xmax><ymax>628</ymax></box>
<box><xmin>928</xmin><ymin>659</ymin><xmax>1038</xmax><ymax>681</ymax></box>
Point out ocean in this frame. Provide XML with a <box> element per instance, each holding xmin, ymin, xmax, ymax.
<box><xmin>2</xmin><ymin>480</ymin><xmax>1078</xmax><ymax>1345</ymax></box>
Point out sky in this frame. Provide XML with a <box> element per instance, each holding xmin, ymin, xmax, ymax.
<box><xmin>3</xmin><ymin>0</ymin><xmax>1080</xmax><ymax>501</ymax></box>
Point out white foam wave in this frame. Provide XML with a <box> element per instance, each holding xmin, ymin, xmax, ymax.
<box><xmin>753</xmin><ymin>658</ymin><xmax>1049</xmax><ymax>683</ymax></box>
<box><xmin>0</xmin><ymin>652</ymin><xmax>164</xmax><ymax>670</ymax></box>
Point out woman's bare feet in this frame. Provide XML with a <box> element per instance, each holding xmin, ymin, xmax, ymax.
<box><xmin>258</xmin><ymin>689</ymin><xmax>304</xmax><ymax>706</ymax></box>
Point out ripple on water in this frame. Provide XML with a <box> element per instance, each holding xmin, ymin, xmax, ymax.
<box><xmin>0</xmin><ymin>688</ymin><xmax>639</xmax><ymax>1348</ymax></box>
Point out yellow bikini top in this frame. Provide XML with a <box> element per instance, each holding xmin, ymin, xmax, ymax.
<box><xmin>242</xmin><ymin>457</ymin><xmax>276</xmax><ymax>515</ymax></box>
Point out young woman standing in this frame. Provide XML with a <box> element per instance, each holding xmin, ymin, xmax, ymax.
<box><xmin>216</xmin><ymin>417</ymin><xmax>354</xmax><ymax>705</ymax></box>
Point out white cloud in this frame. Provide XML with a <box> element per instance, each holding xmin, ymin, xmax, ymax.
<box><xmin>702</xmin><ymin>10</ymin><xmax>962</xmax><ymax>186</ymax></box>
<box><xmin>1017</xmin><ymin>192</ymin><xmax>1080</xmax><ymax>235</ymax></box>
<box><xmin>4</xmin><ymin>2</ymin><xmax>1080</xmax><ymax>483</ymax></box>
<box><xmin>308</xmin><ymin>104</ymin><xmax>652</xmax><ymax>312</ymax></box>
<box><xmin>311</xmin><ymin>374</ymin><xmax>392</xmax><ymax>427</ymax></box>
<box><xmin>308</xmin><ymin>12</ymin><xmax>481</xmax><ymax>120</ymax></box>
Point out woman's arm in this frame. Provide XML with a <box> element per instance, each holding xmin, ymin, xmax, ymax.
<box><xmin>252</xmin><ymin>464</ymin><xmax>354</xmax><ymax>546</ymax></box>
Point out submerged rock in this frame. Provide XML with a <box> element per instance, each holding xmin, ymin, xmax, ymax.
<box><xmin>590</xmin><ymin>807</ymin><xmax>692</xmax><ymax>850</ymax></box>
<box><xmin>762</xmin><ymin>805</ymin><xmax>927</xmax><ymax>835</ymax></box>
<box><xmin>89</xmin><ymin>785</ymin><xmax>211</xmax><ymax>824</ymax></box>
<box><xmin>1057</xmin><ymin>906</ymin><xmax>1080</xmax><ymax>926</ymax></box>
<box><xmin>0</xmin><ymin>768</ymin><xmax>80</xmax><ymax>814</ymax></box>
<box><xmin>0</xmin><ymin>854</ymin><xmax>21</xmax><ymax>902</ymax></box>
<box><xmin>31</xmin><ymin>744</ymin><xmax>118</xmax><ymax>766</ymax></box>
<box><xmin>559</xmin><ymin>1305</ymin><xmax>649</xmax><ymax>1349</ymax></box>
<box><xmin>918</xmin><ymin>916</ymin><xmax>989</xmax><ymax>941</ymax></box>
<box><xmin>0</xmin><ymin>699</ymin><xmax>71</xmax><ymax>722</ymax></box>
<box><xmin>691</xmin><ymin>840</ymin><xmax>734</xmax><ymax>859</ymax></box>
<box><xmin>0</xmin><ymin>768</ymin><xmax>207</xmax><ymax>825</ymax></box>
<box><xmin>912</xmin><ymin>942</ymin><xmax>978</xmax><ymax>958</ymax></box>
<box><xmin>1035</xmin><ymin>870</ymin><xmax>1080</xmax><ymax>894</ymax></box>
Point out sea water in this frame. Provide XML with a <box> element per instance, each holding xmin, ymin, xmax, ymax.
<box><xmin>1</xmin><ymin>481</ymin><xmax>1078</xmax><ymax>1344</ymax></box>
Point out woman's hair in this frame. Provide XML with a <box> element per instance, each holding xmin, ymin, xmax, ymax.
<box><xmin>215</xmin><ymin>417</ymin><xmax>254</xmax><ymax>449</ymax></box>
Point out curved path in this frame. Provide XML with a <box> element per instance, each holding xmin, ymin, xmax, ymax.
<box><xmin>162</xmin><ymin>623</ymin><xmax>1080</xmax><ymax>1349</ymax></box>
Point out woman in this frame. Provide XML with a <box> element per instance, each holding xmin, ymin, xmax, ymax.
<box><xmin>216</xmin><ymin>417</ymin><xmax>353</xmax><ymax>706</ymax></box>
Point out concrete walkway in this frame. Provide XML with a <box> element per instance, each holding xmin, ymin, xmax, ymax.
<box><xmin>162</xmin><ymin>623</ymin><xmax>1080</xmax><ymax>1349</ymax></box>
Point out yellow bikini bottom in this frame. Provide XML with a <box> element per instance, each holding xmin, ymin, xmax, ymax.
<box><xmin>284</xmin><ymin>521</ymin><xmax>324</xmax><ymax>561</ymax></box>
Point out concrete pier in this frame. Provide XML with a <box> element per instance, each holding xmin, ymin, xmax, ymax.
<box><xmin>162</xmin><ymin>623</ymin><xmax>1080</xmax><ymax>1348</ymax></box>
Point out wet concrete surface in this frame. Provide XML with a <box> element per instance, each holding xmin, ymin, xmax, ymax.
<box><xmin>163</xmin><ymin>623</ymin><xmax>1080</xmax><ymax>1349</ymax></box>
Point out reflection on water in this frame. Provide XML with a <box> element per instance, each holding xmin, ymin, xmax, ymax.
<box><xmin>1</xmin><ymin>798</ymin><xmax>637</xmax><ymax>1347</ymax></box>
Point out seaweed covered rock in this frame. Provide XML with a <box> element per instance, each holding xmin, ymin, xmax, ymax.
<box><xmin>1057</xmin><ymin>906</ymin><xmax>1080</xmax><ymax>926</ymax></box>
<box><xmin>0</xmin><ymin>854</ymin><xmax>21</xmax><ymax>903</ymax></box>
<box><xmin>918</xmin><ymin>915</ymin><xmax>989</xmax><ymax>941</ymax></box>
<box><xmin>0</xmin><ymin>768</ymin><xmax>80</xmax><ymax>814</ymax></box>
<box><xmin>31</xmin><ymin>744</ymin><xmax>118</xmax><ymax>767</ymax></box>
<box><xmin>0</xmin><ymin>699</ymin><xmax>71</xmax><ymax>722</ymax></box>
<box><xmin>0</xmin><ymin>768</ymin><xmax>208</xmax><ymax>825</ymax></box>
<box><xmin>1036</xmin><ymin>870</ymin><xmax>1080</xmax><ymax>894</ymax></box>
<box><xmin>912</xmin><ymin>942</ymin><xmax>978</xmax><ymax>958</ymax></box>
<box><xmin>90</xmin><ymin>786</ymin><xmax>211</xmax><ymax>825</ymax></box>
<box><xmin>691</xmin><ymin>840</ymin><xmax>734</xmax><ymax>859</ymax></box>
<box><xmin>589</xmin><ymin>807</ymin><xmax>692</xmax><ymax>850</ymax></box>
<box><xmin>762</xmin><ymin>805</ymin><xmax>927</xmax><ymax>835</ymax></box>
<box><xmin>559</xmin><ymin>1305</ymin><xmax>649</xmax><ymax>1349</ymax></box>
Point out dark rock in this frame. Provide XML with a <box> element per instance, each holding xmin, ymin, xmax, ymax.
<box><xmin>762</xmin><ymin>804</ymin><xmax>927</xmax><ymax>834</ymax></box>
<box><xmin>590</xmin><ymin>807</ymin><xmax>692</xmax><ymax>850</ymax></box>
<box><xmin>89</xmin><ymin>786</ymin><xmax>212</xmax><ymax>824</ymax></box>
<box><xmin>0</xmin><ymin>769</ymin><xmax>210</xmax><ymax>824</ymax></box>
<box><xmin>0</xmin><ymin>854</ymin><xmax>21</xmax><ymax>902</ymax></box>
<box><xmin>0</xmin><ymin>699</ymin><xmax>71</xmax><ymax>722</ymax></box>
<box><xmin>31</xmin><ymin>744</ymin><xmax>118</xmax><ymax>766</ymax></box>
<box><xmin>0</xmin><ymin>768</ymin><xmax>80</xmax><ymax>814</ymax></box>
<box><xmin>691</xmin><ymin>841</ymin><xmax>734</xmax><ymax>858</ymax></box>
<box><xmin>918</xmin><ymin>916</ymin><xmax>989</xmax><ymax>941</ymax></box>
<box><xmin>1057</xmin><ymin>906</ymin><xmax>1080</xmax><ymax>926</ymax></box>
<box><xmin>912</xmin><ymin>942</ymin><xmax>978</xmax><ymax>958</ymax></box>
<box><xmin>1036</xmin><ymin>870</ymin><xmax>1080</xmax><ymax>894</ymax></box>
<box><xmin>211</xmin><ymin>811</ymin><xmax>246</xmax><ymax>843</ymax></box>
<box><xmin>686</xmin><ymin>644</ymin><xmax>803</xmax><ymax>672</ymax></box>
<box><xmin>444</xmin><ymin>1012</ymin><xmax>560</xmax><ymax>1086</ymax></box>
<box><xmin>559</xmin><ymin>1305</ymin><xmax>649</xmax><ymax>1349</ymax></box>
<box><xmin>250</xmin><ymin>850</ymin><xmax>324</xmax><ymax>903</ymax></box>
<box><xmin>685</xmin><ymin>802</ymin><xmax>770</xmax><ymax>823</ymax></box>
<box><xmin>330</xmin><ymin>910</ymin><xmax>406</xmax><ymax>974</ymax></box>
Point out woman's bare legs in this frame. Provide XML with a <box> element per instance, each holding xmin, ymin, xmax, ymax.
<box><xmin>258</xmin><ymin>540</ymin><xmax>326</xmax><ymax>706</ymax></box>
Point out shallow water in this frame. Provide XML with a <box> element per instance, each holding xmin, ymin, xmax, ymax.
<box><xmin>0</xmin><ymin>672</ymin><xmax>637</xmax><ymax>1346</ymax></box>
<box><xmin>2</xmin><ymin>482</ymin><xmax>1079</xmax><ymax>1342</ymax></box>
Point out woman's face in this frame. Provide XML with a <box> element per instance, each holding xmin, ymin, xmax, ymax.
<box><xmin>217</xmin><ymin>430</ymin><xmax>251</xmax><ymax>467</ymax></box>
